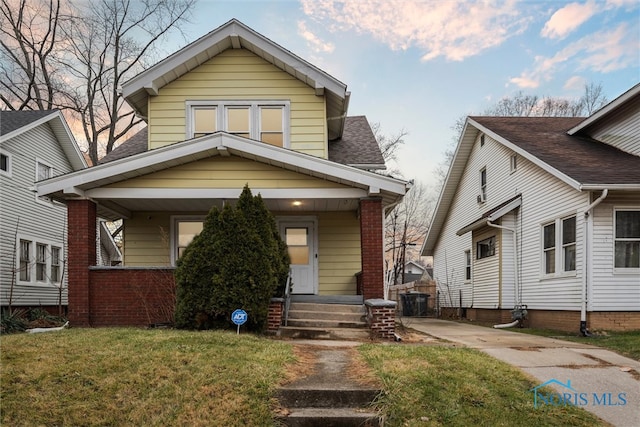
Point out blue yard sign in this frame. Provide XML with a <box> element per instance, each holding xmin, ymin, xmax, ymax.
<box><xmin>231</xmin><ymin>309</ymin><xmax>248</xmax><ymax>334</ymax></box>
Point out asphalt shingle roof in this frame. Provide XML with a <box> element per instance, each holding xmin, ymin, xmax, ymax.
<box><xmin>0</xmin><ymin>110</ymin><xmax>57</xmax><ymax>135</ymax></box>
<box><xmin>471</xmin><ymin>116</ymin><xmax>640</xmax><ymax>186</ymax></box>
<box><xmin>99</xmin><ymin>116</ymin><xmax>385</xmax><ymax>168</ymax></box>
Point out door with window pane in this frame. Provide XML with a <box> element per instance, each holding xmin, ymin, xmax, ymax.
<box><xmin>280</xmin><ymin>221</ymin><xmax>316</xmax><ymax>294</ymax></box>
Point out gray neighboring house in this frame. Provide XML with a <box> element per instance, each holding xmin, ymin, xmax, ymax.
<box><xmin>422</xmin><ymin>83</ymin><xmax>640</xmax><ymax>333</ymax></box>
<box><xmin>0</xmin><ymin>110</ymin><xmax>87</xmax><ymax>310</ymax></box>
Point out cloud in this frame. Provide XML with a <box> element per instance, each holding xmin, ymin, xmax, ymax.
<box><xmin>541</xmin><ymin>1</ymin><xmax>599</xmax><ymax>39</ymax></box>
<box><xmin>299</xmin><ymin>0</ymin><xmax>531</xmax><ymax>62</ymax></box>
<box><xmin>563</xmin><ymin>75</ymin><xmax>587</xmax><ymax>91</ymax></box>
<box><xmin>510</xmin><ymin>23</ymin><xmax>639</xmax><ymax>88</ymax></box>
<box><xmin>297</xmin><ymin>20</ymin><xmax>335</xmax><ymax>54</ymax></box>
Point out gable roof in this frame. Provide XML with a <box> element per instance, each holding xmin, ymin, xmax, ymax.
<box><xmin>470</xmin><ymin>116</ymin><xmax>640</xmax><ymax>189</ymax></box>
<box><xmin>568</xmin><ymin>83</ymin><xmax>640</xmax><ymax>135</ymax></box>
<box><xmin>99</xmin><ymin>115</ymin><xmax>386</xmax><ymax>169</ymax></box>
<box><xmin>37</xmin><ymin>131</ymin><xmax>409</xmax><ymax>220</ymax></box>
<box><xmin>122</xmin><ymin>19</ymin><xmax>350</xmax><ymax>140</ymax></box>
<box><xmin>0</xmin><ymin>110</ymin><xmax>87</xmax><ymax>171</ymax></box>
<box><xmin>422</xmin><ymin>88</ymin><xmax>640</xmax><ymax>257</ymax></box>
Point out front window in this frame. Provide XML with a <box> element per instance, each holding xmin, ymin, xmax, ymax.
<box><xmin>187</xmin><ymin>101</ymin><xmax>288</xmax><ymax>147</ymax></box>
<box><xmin>172</xmin><ymin>217</ymin><xmax>205</xmax><ymax>263</ymax></box>
<box><xmin>543</xmin><ymin>222</ymin><xmax>556</xmax><ymax>274</ymax></box>
<box><xmin>477</xmin><ymin>236</ymin><xmax>495</xmax><ymax>259</ymax></box>
<box><xmin>615</xmin><ymin>210</ymin><xmax>640</xmax><ymax>268</ymax></box>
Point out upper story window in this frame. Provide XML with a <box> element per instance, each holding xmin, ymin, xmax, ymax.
<box><xmin>510</xmin><ymin>154</ymin><xmax>518</xmax><ymax>173</ymax></box>
<box><xmin>542</xmin><ymin>215</ymin><xmax>576</xmax><ymax>276</ymax></box>
<box><xmin>615</xmin><ymin>209</ymin><xmax>640</xmax><ymax>269</ymax></box>
<box><xmin>478</xmin><ymin>167</ymin><xmax>487</xmax><ymax>203</ymax></box>
<box><xmin>187</xmin><ymin>101</ymin><xmax>289</xmax><ymax>147</ymax></box>
<box><xmin>0</xmin><ymin>150</ymin><xmax>11</xmax><ymax>177</ymax></box>
<box><xmin>36</xmin><ymin>159</ymin><xmax>54</xmax><ymax>204</ymax></box>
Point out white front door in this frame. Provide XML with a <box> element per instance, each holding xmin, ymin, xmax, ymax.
<box><xmin>280</xmin><ymin>220</ymin><xmax>317</xmax><ymax>294</ymax></box>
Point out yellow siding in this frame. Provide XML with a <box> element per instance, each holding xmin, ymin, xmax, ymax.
<box><xmin>104</xmin><ymin>156</ymin><xmax>353</xmax><ymax>190</ymax></box>
<box><xmin>148</xmin><ymin>49</ymin><xmax>327</xmax><ymax>158</ymax></box>
<box><xmin>123</xmin><ymin>210</ymin><xmax>362</xmax><ymax>295</ymax></box>
<box><xmin>123</xmin><ymin>212</ymin><xmax>171</xmax><ymax>266</ymax></box>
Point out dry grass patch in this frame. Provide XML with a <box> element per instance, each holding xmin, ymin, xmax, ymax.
<box><xmin>1</xmin><ymin>328</ymin><xmax>294</xmax><ymax>426</ymax></box>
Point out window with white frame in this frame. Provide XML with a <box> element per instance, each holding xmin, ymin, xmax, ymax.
<box><xmin>0</xmin><ymin>150</ymin><xmax>11</xmax><ymax>176</ymax></box>
<box><xmin>477</xmin><ymin>236</ymin><xmax>495</xmax><ymax>259</ymax></box>
<box><xmin>172</xmin><ymin>216</ymin><xmax>205</xmax><ymax>264</ymax></box>
<box><xmin>479</xmin><ymin>167</ymin><xmax>487</xmax><ymax>203</ymax></box>
<box><xmin>17</xmin><ymin>238</ymin><xmax>63</xmax><ymax>285</ymax></box>
<box><xmin>614</xmin><ymin>209</ymin><xmax>640</xmax><ymax>269</ymax></box>
<box><xmin>465</xmin><ymin>250</ymin><xmax>471</xmax><ymax>280</ymax></box>
<box><xmin>35</xmin><ymin>159</ymin><xmax>53</xmax><ymax>203</ymax></box>
<box><xmin>510</xmin><ymin>154</ymin><xmax>518</xmax><ymax>173</ymax></box>
<box><xmin>187</xmin><ymin>101</ymin><xmax>288</xmax><ymax>147</ymax></box>
<box><xmin>542</xmin><ymin>215</ymin><xmax>576</xmax><ymax>275</ymax></box>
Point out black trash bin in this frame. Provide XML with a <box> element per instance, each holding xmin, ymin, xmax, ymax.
<box><xmin>400</xmin><ymin>293</ymin><xmax>429</xmax><ymax>317</ymax></box>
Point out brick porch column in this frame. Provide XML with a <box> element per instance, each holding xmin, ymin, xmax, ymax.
<box><xmin>360</xmin><ymin>197</ymin><xmax>384</xmax><ymax>300</ymax></box>
<box><xmin>67</xmin><ymin>199</ymin><xmax>97</xmax><ymax>326</ymax></box>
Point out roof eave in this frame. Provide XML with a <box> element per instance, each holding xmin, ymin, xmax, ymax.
<box><xmin>568</xmin><ymin>83</ymin><xmax>640</xmax><ymax>135</ymax></box>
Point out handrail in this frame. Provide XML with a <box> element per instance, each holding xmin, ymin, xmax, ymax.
<box><xmin>283</xmin><ymin>269</ymin><xmax>292</xmax><ymax>326</ymax></box>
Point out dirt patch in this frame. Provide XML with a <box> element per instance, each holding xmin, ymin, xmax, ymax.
<box><xmin>280</xmin><ymin>345</ymin><xmax>318</xmax><ymax>385</ymax></box>
<box><xmin>346</xmin><ymin>347</ymin><xmax>382</xmax><ymax>388</ymax></box>
<box><xmin>510</xmin><ymin>346</ymin><xmax>543</xmax><ymax>352</ymax></box>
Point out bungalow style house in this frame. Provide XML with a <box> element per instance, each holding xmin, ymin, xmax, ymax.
<box><xmin>0</xmin><ymin>110</ymin><xmax>87</xmax><ymax>311</ymax></box>
<box><xmin>36</xmin><ymin>19</ymin><xmax>409</xmax><ymax>334</ymax></box>
<box><xmin>422</xmin><ymin>83</ymin><xmax>640</xmax><ymax>333</ymax></box>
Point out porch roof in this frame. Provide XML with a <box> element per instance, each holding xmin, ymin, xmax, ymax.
<box><xmin>36</xmin><ymin>132</ymin><xmax>410</xmax><ymax>220</ymax></box>
<box><xmin>456</xmin><ymin>195</ymin><xmax>522</xmax><ymax>236</ymax></box>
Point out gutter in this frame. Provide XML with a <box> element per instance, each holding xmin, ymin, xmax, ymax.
<box><xmin>581</xmin><ymin>189</ymin><xmax>608</xmax><ymax>337</ymax></box>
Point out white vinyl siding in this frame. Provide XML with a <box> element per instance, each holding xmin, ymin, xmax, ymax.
<box><xmin>0</xmin><ymin>123</ymin><xmax>72</xmax><ymax>306</ymax></box>
<box><xmin>590</xmin><ymin>196</ymin><xmax>640</xmax><ymax>311</ymax></box>
<box><xmin>472</xmin><ymin>228</ymin><xmax>500</xmax><ymax>309</ymax></box>
<box><xmin>588</xmin><ymin>106</ymin><xmax>640</xmax><ymax>156</ymax></box>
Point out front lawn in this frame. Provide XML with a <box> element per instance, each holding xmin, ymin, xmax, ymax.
<box><xmin>2</xmin><ymin>329</ymin><xmax>606</xmax><ymax>426</ymax></box>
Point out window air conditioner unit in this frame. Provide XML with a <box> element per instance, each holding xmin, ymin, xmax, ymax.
<box><xmin>477</xmin><ymin>194</ymin><xmax>485</xmax><ymax>203</ymax></box>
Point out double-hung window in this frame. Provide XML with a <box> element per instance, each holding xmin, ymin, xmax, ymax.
<box><xmin>17</xmin><ymin>238</ymin><xmax>63</xmax><ymax>284</ymax></box>
<box><xmin>187</xmin><ymin>101</ymin><xmax>288</xmax><ymax>147</ymax></box>
<box><xmin>171</xmin><ymin>216</ymin><xmax>205</xmax><ymax>264</ymax></box>
<box><xmin>36</xmin><ymin>159</ymin><xmax>53</xmax><ymax>203</ymax></box>
<box><xmin>479</xmin><ymin>167</ymin><xmax>487</xmax><ymax>203</ymax></box>
<box><xmin>464</xmin><ymin>250</ymin><xmax>471</xmax><ymax>280</ymax></box>
<box><xmin>542</xmin><ymin>215</ymin><xmax>576</xmax><ymax>275</ymax></box>
<box><xmin>36</xmin><ymin>243</ymin><xmax>47</xmax><ymax>281</ymax></box>
<box><xmin>615</xmin><ymin>210</ymin><xmax>640</xmax><ymax>269</ymax></box>
<box><xmin>19</xmin><ymin>240</ymin><xmax>31</xmax><ymax>281</ymax></box>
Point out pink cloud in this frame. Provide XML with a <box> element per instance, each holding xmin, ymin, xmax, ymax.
<box><xmin>541</xmin><ymin>1</ymin><xmax>599</xmax><ymax>39</ymax></box>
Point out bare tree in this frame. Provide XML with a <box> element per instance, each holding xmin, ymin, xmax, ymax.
<box><xmin>370</xmin><ymin>121</ymin><xmax>407</xmax><ymax>176</ymax></box>
<box><xmin>0</xmin><ymin>0</ymin><xmax>195</xmax><ymax>164</ymax></box>
<box><xmin>384</xmin><ymin>181</ymin><xmax>433</xmax><ymax>287</ymax></box>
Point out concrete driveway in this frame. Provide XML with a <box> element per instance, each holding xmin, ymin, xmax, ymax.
<box><xmin>408</xmin><ymin>318</ymin><xmax>640</xmax><ymax>427</ymax></box>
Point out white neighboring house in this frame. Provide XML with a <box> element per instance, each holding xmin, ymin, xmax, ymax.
<box><xmin>0</xmin><ymin>110</ymin><xmax>88</xmax><ymax>309</ymax></box>
<box><xmin>422</xmin><ymin>84</ymin><xmax>640</xmax><ymax>333</ymax></box>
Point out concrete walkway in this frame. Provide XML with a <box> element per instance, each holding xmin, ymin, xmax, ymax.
<box><xmin>408</xmin><ymin>318</ymin><xmax>640</xmax><ymax>427</ymax></box>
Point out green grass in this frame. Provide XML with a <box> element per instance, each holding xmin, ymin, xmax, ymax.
<box><xmin>2</xmin><ymin>329</ymin><xmax>608</xmax><ymax>426</ymax></box>
<box><xmin>510</xmin><ymin>328</ymin><xmax>640</xmax><ymax>361</ymax></box>
<box><xmin>1</xmin><ymin>328</ymin><xmax>294</xmax><ymax>426</ymax></box>
<box><xmin>359</xmin><ymin>344</ymin><xmax>605</xmax><ymax>427</ymax></box>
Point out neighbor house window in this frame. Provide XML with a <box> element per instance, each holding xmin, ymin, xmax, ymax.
<box><xmin>19</xmin><ymin>240</ymin><xmax>31</xmax><ymax>281</ymax></box>
<box><xmin>477</xmin><ymin>236</ymin><xmax>495</xmax><ymax>259</ymax></box>
<box><xmin>36</xmin><ymin>160</ymin><xmax>53</xmax><ymax>203</ymax></box>
<box><xmin>465</xmin><ymin>250</ymin><xmax>471</xmax><ymax>280</ymax></box>
<box><xmin>17</xmin><ymin>238</ymin><xmax>64</xmax><ymax>284</ymax></box>
<box><xmin>36</xmin><ymin>243</ymin><xmax>47</xmax><ymax>281</ymax></box>
<box><xmin>542</xmin><ymin>215</ymin><xmax>577</xmax><ymax>275</ymax></box>
<box><xmin>0</xmin><ymin>150</ymin><xmax>11</xmax><ymax>176</ymax></box>
<box><xmin>51</xmin><ymin>246</ymin><xmax>61</xmax><ymax>282</ymax></box>
<box><xmin>615</xmin><ymin>210</ymin><xmax>640</xmax><ymax>268</ymax></box>
<box><xmin>479</xmin><ymin>167</ymin><xmax>487</xmax><ymax>203</ymax></box>
<box><xmin>187</xmin><ymin>101</ymin><xmax>288</xmax><ymax>147</ymax></box>
<box><xmin>510</xmin><ymin>154</ymin><xmax>518</xmax><ymax>173</ymax></box>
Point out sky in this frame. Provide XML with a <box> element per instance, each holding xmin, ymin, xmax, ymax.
<box><xmin>169</xmin><ymin>0</ymin><xmax>639</xmax><ymax>189</ymax></box>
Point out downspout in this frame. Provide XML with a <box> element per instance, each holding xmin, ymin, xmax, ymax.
<box><xmin>487</xmin><ymin>220</ymin><xmax>521</xmax><ymax>328</ymax></box>
<box><xmin>581</xmin><ymin>189</ymin><xmax>608</xmax><ymax>337</ymax></box>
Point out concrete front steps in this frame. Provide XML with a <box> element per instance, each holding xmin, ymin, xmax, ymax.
<box><xmin>280</xmin><ymin>302</ymin><xmax>370</xmax><ymax>341</ymax></box>
<box><xmin>276</xmin><ymin>348</ymin><xmax>382</xmax><ymax>426</ymax></box>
